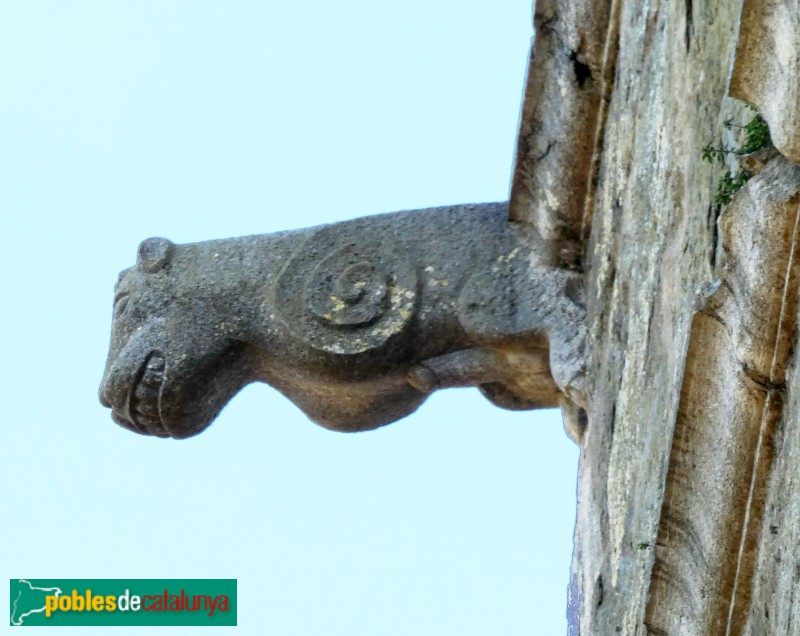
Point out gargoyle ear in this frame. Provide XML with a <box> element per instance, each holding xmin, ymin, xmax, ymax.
<box><xmin>137</xmin><ymin>237</ymin><xmax>174</xmax><ymax>273</ymax></box>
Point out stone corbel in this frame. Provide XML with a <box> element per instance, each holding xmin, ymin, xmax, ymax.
<box><xmin>98</xmin><ymin>0</ymin><xmax>624</xmax><ymax>445</ymax></box>
<box><xmin>99</xmin><ymin>202</ymin><xmax>588</xmax><ymax>441</ymax></box>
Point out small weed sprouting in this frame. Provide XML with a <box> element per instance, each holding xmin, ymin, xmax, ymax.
<box><xmin>702</xmin><ymin>107</ymin><xmax>772</xmax><ymax>206</ymax></box>
<box><xmin>701</xmin><ymin>143</ymin><xmax>727</xmax><ymax>164</ymax></box>
<box><xmin>713</xmin><ymin>168</ymin><xmax>753</xmax><ymax>206</ymax></box>
<box><xmin>738</xmin><ymin>112</ymin><xmax>772</xmax><ymax>154</ymax></box>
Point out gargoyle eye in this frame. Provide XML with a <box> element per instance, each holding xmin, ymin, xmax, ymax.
<box><xmin>137</xmin><ymin>237</ymin><xmax>174</xmax><ymax>273</ymax></box>
<box><xmin>114</xmin><ymin>293</ymin><xmax>130</xmax><ymax>316</ymax></box>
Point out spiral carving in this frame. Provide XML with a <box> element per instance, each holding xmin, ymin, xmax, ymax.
<box><xmin>274</xmin><ymin>233</ymin><xmax>418</xmax><ymax>355</ymax></box>
<box><xmin>306</xmin><ymin>258</ymin><xmax>388</xmax><ymax>328</ymax></box>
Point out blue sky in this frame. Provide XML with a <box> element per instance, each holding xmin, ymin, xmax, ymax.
<box><xmin>0</xmin><ymin>2</ymin><xmax>580</xmax><ymax>633</ymax></box>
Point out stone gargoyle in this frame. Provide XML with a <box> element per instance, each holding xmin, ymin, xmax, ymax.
<box><xmin>99</xmin><ymin>202</ymin><xmax>587</xmax><ymax>441</ymax></box>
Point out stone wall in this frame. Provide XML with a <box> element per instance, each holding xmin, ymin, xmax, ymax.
<box><xmin>511</xmin><ymin>1</ymin><xmax>800</xmax><ymax>633</ymax></box>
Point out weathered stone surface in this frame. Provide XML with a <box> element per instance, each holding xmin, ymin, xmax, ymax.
<box><xmin>509</xmin><ymin>0</ymin><xmax>619</xmax><ymax>271</ymax></box>
<box><xmin>644</xmin><ymin>157</ymin><xmax>800</xmax><ymax>635</ymax></box>
<box><xmin>745</xmin><ymin>311</ymin><xmax>800</xmax><ymax>635</ymax></box>
<box><xmin>555</xmin><ymin>0</ymin><xmax>800</xmax><ymax>631</ymax></box>
<box><xmin>99</xmin><ymin>203</ymin><xmax>587</xmax><ymax>439</ymax></box>
<box><xmin>564</xmin><ymin>1</ymin><xmax>747</xmax><ymax>634</ymax></box>
<box><xmin>730</xmin><ymin>0</ymin><xmax>800</xmax><ymax>163</ymax></box>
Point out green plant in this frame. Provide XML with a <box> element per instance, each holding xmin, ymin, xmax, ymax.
<box><xmin>702</xmin><ymin>108</ymin><xmax>772</xmax><ymax>206</ymax></box>
<box><xmin>712</xmin><ymin>168</ymin><xmax>753</xmax><ymax>206</ymax></box>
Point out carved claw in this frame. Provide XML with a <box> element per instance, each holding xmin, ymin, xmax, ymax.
<box><xmin>408</xmin><ymin>349</ymin><xmax>508</xmax><ymax>393</ymax></box>
<box><xmin>408</xmin><ymin>365</ymin><xmax>440</xmax><ymax>393</ymax></box>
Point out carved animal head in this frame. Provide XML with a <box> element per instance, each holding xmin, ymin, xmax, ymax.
<box><xmin>99</xmin><ymin>237</ymin><xmax>250</xmax><ymax>439</ymax></box>
<box><xmin>99</xmin><ymin>204</ymin><xmax>588</xmax><ymax>440</ymax></box>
